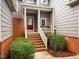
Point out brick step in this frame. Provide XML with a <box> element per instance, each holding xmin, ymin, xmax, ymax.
<box><xmin>35</xmin><ymin>45</ymin><xmax>45</xmax><ymax>48</ymax></box>
<box><xmin>27</xmin><ymin>32</ymin><xmax>40</xmax><ymax>35</ymax></box>
<box><xmin>28</xmin><ymin>32</ymin><xmax>45</xmax><ymax>52</ymax></box>
<box><xmin>28</xmin><ymin>36</ymin><xmax>40</xmax><ymax>38</ymax></box>
<box><xmin>29</xmin><ymin>37</ymin><xmax>41</xmax><ymax>40</ymax></box>
<box><xmin>28</xmin><ymin>34</ymin><xmax>40</xmax><ymax>35</ymax></box>
<box><xmin>36</xmin><ymin>48</ymin><xmax>46</xmax><ymax>52</ymax></box>
<box><xmin>27</xmin><ymin>34</ymin><xmax>40</xmax><ymax>36</ymax></box>
<box><xmin>31</xmin><ymin>40</ymin><xmax>42</xmax><ymax>42</ymax></box>
<box><xmin>34</xmin><ymin>42</ymin><xmax>43</xmax><ymax>45</ymax></box>
<box><xmin>33</xmin><ymin>42</ymin><xmax>43</xmax><ymax>44</ymax></box>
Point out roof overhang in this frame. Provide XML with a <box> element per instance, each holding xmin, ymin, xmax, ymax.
<box><xmin>21</xmin><ymin>3</ymin><xmax>53</xmax><ymax>12</ymax></box>
<box><xmin>5</xmin><ymin>0</ymin><xmax>17</xmax><ymax>12</ymax></box>
<box><xmin>67</xmin><ymin>0</ymin><xmax>79</xmax><ymax>7</ymax></box>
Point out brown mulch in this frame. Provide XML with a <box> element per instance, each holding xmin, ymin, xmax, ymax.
<box><xmin>47</xmin><ymin>49</ymin><xmax>76</xmax><ymax>57</ymax></box>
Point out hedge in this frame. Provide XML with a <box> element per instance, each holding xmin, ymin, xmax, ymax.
<box><xmin>10</xmin><ymin>37</ymin><xmax>35</xmax><ymax>59</ymax></box>
<box><xmin>46</xmin><ymin>33</ymin><xmax>65</xmax><ymax>51</ymax></box>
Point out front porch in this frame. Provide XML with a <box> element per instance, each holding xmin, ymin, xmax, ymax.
<box><xmin>23</xmin><ymin>8</ymin><xmax>53</xmax><ymax>50</ymax></box>
<box><xmin>23</xmin><ymin>9</ymin><xmax>53</xmax><ymax>38</ymax></box>
<box><xmin>21</xmin><ymin>1</ymin><xmax>53</xmax><ymax>38</ymax></box>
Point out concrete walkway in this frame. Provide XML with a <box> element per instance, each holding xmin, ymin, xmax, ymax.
<box><xmin>34</xmin><ymin>51</ymin><xmax>79</xmax><ymax>59</ymax></box>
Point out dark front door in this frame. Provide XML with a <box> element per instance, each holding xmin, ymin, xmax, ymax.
<box><xmin>27</xmin><ymin>17</ymin><xmax>33</xmax><ymax>30</ymax></box>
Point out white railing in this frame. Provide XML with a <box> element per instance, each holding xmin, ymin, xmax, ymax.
<box><xmin>41</xmin><ymin>25</ymin><xmax>51</xmax><ymax>32</ymax></box>
<box><xmin>38</xmin><ymin>27</ymin><xmax>47</xmax><ymax>49</ymax></box>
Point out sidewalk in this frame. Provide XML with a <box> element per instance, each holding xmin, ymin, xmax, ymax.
<box><xmin>34</xmin><ymin>51</ymin><xmax>79</xmax><ymax>59</ymax></box>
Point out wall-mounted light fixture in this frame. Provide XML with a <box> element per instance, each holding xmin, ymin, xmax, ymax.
<box><xmin>54</xmin><ymin>26</ymin><xmax>57</xmax><ymax>35</ymax></box>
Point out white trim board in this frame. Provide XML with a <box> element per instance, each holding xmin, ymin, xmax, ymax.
<box><xmin>1</xmin><ymin>34</ymin><xmax>12</xmax><ymax>42</ymax></box>
<box><xmin>21</xmin><ymin>3</ymin><xmax>52</xmax><ymax>11</ymax></box>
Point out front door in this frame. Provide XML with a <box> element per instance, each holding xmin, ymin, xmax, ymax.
<box><xmin>27</xmin><ymin>17</ymin><xmax>33</xmax><ymax>31</ymax></box>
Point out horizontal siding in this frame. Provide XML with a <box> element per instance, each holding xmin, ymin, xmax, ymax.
<box><xmin>12</xmin><ymin>1</ymin><xmax>23</xmax><ymax>18</ymax></box>
<box><xmin>40</xmin><ymin>12</ymin><xmax>51</xmax><ymax>26</ymax></box>
<box><xmin>78</xmin><ymin>7</ymin><xmax>79</xmax><ymax>37</ymax></box>
<box><xmin>1</xmin><ymin>0</ymin><xmax>12</xmax><ymax>41</ymax></box>
<box><xmin>53</xmin><ymin>0</ymin><xmax>79</xmax><ymax>36</ymax></box>
<box><xmin>0</xmin><ymin>0</ymin><xmax>1</xmax><ymax>41</ymax></box>
<box><xmin>40</xmin><ymin>12</ymin><xmax>51</xmax><ymax>32</ymax></box>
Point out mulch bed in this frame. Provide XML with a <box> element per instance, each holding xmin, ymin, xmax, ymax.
<box><xmin>47</xmin><ymin>49</ymin><xmax>76</xmax><ymax>57</ymax></box>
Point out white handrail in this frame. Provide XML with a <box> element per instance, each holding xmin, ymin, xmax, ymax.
<box><xmin>38</xmin><ymin>27</ymin><xmax>47</xmax><ymax>49</ymax></box>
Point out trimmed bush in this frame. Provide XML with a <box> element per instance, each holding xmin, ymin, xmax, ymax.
<box><xmin>10</xmin><ymin>37</ymin><xmax>35</xmax><ymax>59</ymax></box>
<box><xmin>47</xmin><ymin>33</ymin><xmax>65</xmax><ymax>51</ymax></box>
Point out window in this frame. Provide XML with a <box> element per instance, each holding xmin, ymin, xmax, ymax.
<box><xmin>40</xmin><ymin>0</ymin><xmax>48</xmax><ymax>5</ymax></box>
<box><xmin>24</xmin><ymin>0</ymin><xmax>34</xmax><ymax>3</ymax></box>
<box><xmin>28</xmin><ymin>18</ymin><xmax>33</xmax><ymax>25</ymax></box>
<box><xmin>41</xmin><ymin>18</ymin><xmax>46</xmax><ymax>26</ymax></box>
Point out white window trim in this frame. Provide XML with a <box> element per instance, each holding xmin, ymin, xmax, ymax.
<box><xmin>39</xmin><ymin>0</ymin><xmax>48</xmax><ymax>5</ymax></box>
<box><xmin>25</xmin><ymin>0</ymin><xmax>34</xmax><ymax>4</ymax></box>
<box><xmin>41</xmin><ymin>18</ymin><xmax>46</xmax><ymax>26</ymax></box>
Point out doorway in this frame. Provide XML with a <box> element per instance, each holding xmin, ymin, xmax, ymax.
<box><xmin>27</xmin><ymin>16</ymin><xmax>34</xmax><ymax>32</ymax></box>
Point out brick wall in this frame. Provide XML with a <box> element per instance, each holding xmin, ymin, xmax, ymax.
<box><xmin>65</xmin><ymin>36</ymin><xmax>79</xmax><ymax>54</ymax></box>
<box><xmin>13</xmin><ymin>18</ymin><xmax>24</xmax><ymax>37</ymax></box>
<box><xmin>0</xmin><ymin>36</ymin><xmax>13</xmax><ymax>59</ymax></box>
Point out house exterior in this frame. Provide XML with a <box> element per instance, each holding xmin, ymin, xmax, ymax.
<box><xmin>52</xmin><ymin>0</ymin><xmax>79</xmax><ymax>54</ymax></box>
<box><xmin>0</xmin><ymin>0</ymin><xmax>18</xmax><ymax>59</ymax></box>
<box><xmin>12</xmin><ymin>0</ymin><xmax>54</xmax><ymax>37</ymax></box>
<box><xmin>0</xmin><ymin>0</ymin><xmax>79</xmax><ymax>59</ymax></box>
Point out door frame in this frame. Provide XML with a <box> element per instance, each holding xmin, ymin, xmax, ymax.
<box><xmin>27</xmin><ymin>16</ymin><xmax>34</xmax><ymax>32</ymax></box>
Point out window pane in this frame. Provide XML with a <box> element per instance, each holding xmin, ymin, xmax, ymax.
<box><xmin>28</xmin><ymin>18</ymin><xmax>32</xmax><ymax>25</ymax></box>
<box><xmin>42</xmin><ymin>19</ymin><xmax>45</xmax><ymax>26</ymax></box>
<box><xmin>25</xmin><ymin>0</ymin><xmax>34</xmax><ymax>3</ymax></box>
<box><xmin>40</xmin><ymin>0</ymin><xmax>48</xmax><ymax>4</ymax></box>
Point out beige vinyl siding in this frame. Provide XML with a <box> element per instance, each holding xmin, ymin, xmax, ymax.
<box><xmin>52</xmin><ymin>0</ymin><xmax>79</xmax><ymax>37</ymax></box>
<box><xmin>78</xmin><ymin>11</ymin><xmax>79</xmax><ymax>36</ymax></box>
<box><xmin>1</xmin><ymin>0</ymin><xmax>12</xmax><ymax>41</ymax></box>
<box><xmin>12</xmin><ymin>1</ymin><xmax>22</xmax><ymax>18</ymax></box>
<box><xmin>0</xmin><ymin>0</ymin><xmax>1</xmax><ymax>41</ymax></box>
<box><xmin>40</xmin><ymin>12</ymin><xmax>51</xmax><ymax>32</ymax></box>
<box><xmin>50</xmin><ymin>10</ymin><xmax>54</xmax><ymax>32</ymax></box>
<box><xmin>40</xmin><ymin>12</ymin><xmax>50</xmax><ymax>26</ymax></box>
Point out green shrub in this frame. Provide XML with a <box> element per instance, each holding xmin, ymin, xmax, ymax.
<box><xmin>47</xmin><ymin>33</ymin><xmax>65</xmax><ymax>51</ymax></box>
<box><xmin>10</xmin><ymin>37</ymin><xmax>35</xmax><ymax>59</ymax></box>
<box><xmin>46</xmin><ymin>32</ymin><xmax>56</xmax><ymax>40</ymax></box>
